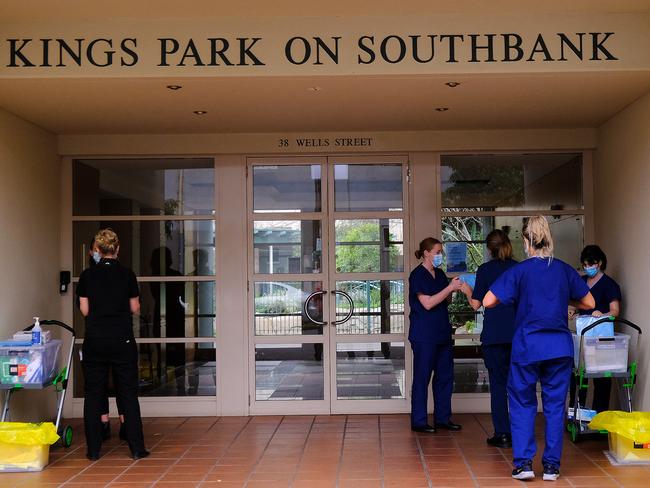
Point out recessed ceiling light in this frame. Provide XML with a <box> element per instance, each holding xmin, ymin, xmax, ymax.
<box><xmin>445</xmin><ymin>82</ymin><xmax>461</xmax><ymax>87</ymax></box>
<box><xmin>307</xmin><ymin>86</ymin><xmax>322</xmax><ymax>92</ymax></box>
<box><xmin>435</xmin><ymin>107</ymin><xmax>449</xmax><ymax>112</ymax></box>
<box><xmin>193</xmin><ymin>110</ymin><xmax>207</xmax><ymax>115</ymax></box>
<box><xmin>166</xmin><ymin>85</ymin><xmax>182</xmax><ymax>90</ymax></box>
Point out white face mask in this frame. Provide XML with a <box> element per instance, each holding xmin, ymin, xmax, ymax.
<box><xmin>92</xmin><ymin>251</ymin><xmax>101</xmax><ymax>264</ymax></box>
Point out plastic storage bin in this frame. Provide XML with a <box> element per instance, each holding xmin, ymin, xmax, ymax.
<box><xmin>0</xmin><ymin>422</ymin><xmax>59</xmax><ymax>472</ymax></box>
<box><xmin>582</xmin><ymin>333</ymin><xmax>629</xmax><ymax>373</ymax></box>
<box><xmin>608</xmin><ymin>432</ymin><xmax>650</xmax><ymax>464</ymax></box>
<box><xmin>0</xmin><ymin>340</ymin><xmax>61</xmax><ymax>385</ymax></box>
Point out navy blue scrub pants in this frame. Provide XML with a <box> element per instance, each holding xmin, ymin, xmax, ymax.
<box><xmin>410</xmin><ymin>341</ymin><xmax>453</xmax><ymax>427</ymax></box>
<box><xmin>482</xmin><ymin>344</ymin><xmax>512</xmax><ymax>436</ymax></box>
<box><xmin>508</xmin><ymin>356</ymin><xmax>573</xmax><ymax>468</ymax></box>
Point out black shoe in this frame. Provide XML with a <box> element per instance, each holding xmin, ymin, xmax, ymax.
<box><xmin>132</xmin><ymin>449</ymin><xmax>150</xmax><ymax>460</ymax></box>
<box><xmin>86</xmin><ymin>452</ymin><xmax>100</xmax><ymax>461</ymax></box>
<box><xmin>512</xmin><ymin>461</ymin><xmax>534</xmax><ymax>480</ymax></box>
<box><xmin>101</xmin><ymin>421</ymin><xmax>111</xmax><ymax>441</ymax></box>
<box><xmin>486</xmin><ymin>433</ymin><xmax>512</xmax><ymax>448</ymax></box>
<box><xmin>118</xmin><ymin>423</ymin><xmax>127</xmax><ymax>441</ymax></box>
<box><xmin>543</xmin><ymin>464</ymin><xmax>560</xmax><ymax>481</ymax></box>
<box><xmin>411</xmin><ymin>424</ymin><xmax>436</xmax><ymax>433</ymax></box>
<box><xmin>434</xmin><ymin>421</ymin><xmax>462</xmax><ymax>431</ymax></box>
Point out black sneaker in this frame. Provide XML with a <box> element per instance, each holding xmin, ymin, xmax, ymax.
<box><xmin>512</xmin><ymin>461</ymin><xmax>535</xmax><ymax>480</ymax></box>
<box><xmin>486</xmin><ymin>433</ymin><xmax>512</xmax><ymax>448</ymax></box>
<box><xmin>543</xmin><ymin>464</ymin><xmax>560</xmax><ymax>481</ymax></box>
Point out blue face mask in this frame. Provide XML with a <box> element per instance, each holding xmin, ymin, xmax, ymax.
<box><xmin>92</xmin><ymin>251</ymin><xmax>101</xmax><ymax>264</ymax></box>
<box><xmin>584</xmin><ymin>265</ymin><xmax>598</xmax><ymax>278</ymax></box>
<box><xmin>433</xmin><ymin>254</ymin><xmax>443</xmax><ymax>268</ymax></box>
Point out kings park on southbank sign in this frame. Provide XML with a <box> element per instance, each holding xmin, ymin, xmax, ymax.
<box><xmin>2</xmin><ymin>32</ymin><xmax>618</xmax><ymax>70</ymax></box>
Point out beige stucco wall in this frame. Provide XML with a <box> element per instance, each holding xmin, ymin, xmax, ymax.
<box><xmin>0</xmin><ymin>107</ymin><xmax>61</xmax><ymax>420</ymax></box>
<box><xmin>595</xmin><ymin>91</ymin><xmax>650</xmax><ymax>410</ymax></box>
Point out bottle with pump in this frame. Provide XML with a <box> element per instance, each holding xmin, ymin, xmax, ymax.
<box><xmin>31</xmin><ymin>316</ymin><xmax>41</xmax><ymax>345</ymax></box>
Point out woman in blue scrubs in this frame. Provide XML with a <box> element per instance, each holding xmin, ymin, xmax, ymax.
<box><xmin>483</xmin><ymin>216</ymin><xmax>594</xmax><ymax>481</ymax></box>
<box><xmin>576</xmin><ymin>245</ymin><xmax>622</xmax><ymax>412</ymax></box>
<box><xmin>461</xmin><ymin>229</ymin><xmax>517</xmax><ymax>448</ymax></box>
<box><xmin>409</xmin><ymin>237</ymin><xmax>463</xmax><ymax>433</ymax></box>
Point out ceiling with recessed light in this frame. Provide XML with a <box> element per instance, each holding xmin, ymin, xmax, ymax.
<box><xmin>0</xmin><ymin>1</ymin><xmax>649</xmax><ymax>134</ymax></box>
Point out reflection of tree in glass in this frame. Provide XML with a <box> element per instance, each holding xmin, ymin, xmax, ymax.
<box><xmin>441</xmin><ymin>212</ymin><xmax>485</xmax><ymax>272</ymax></box>
<box><xmin>336</xmin><ymin>222</ymin><xmax>399</xmax><ymax>273</ymax></box>
<box><xmin>443</xmin><ymin>164</ymin><xmax>524</xmax><ymax>208</ymax></box>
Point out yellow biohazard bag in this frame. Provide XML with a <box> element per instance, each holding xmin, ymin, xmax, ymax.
<box><xmin>589</xmin><ymin>411</ymin><xmax>650</xmax><ymax>464</ymax></box>
<box><xmin>0</xmin><ymin>422</ymin><xmax>60</xmax><ymax>472</ymax></box>
<box><xmin>589</xmin><ymin>411</ymin><xmax>650</xmax><ymax>444</ymax></box>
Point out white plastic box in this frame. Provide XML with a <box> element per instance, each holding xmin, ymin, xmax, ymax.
<box><xmin>582</xmin><ymin>333</ymin><xmax>629</xmax><ymax>373</ymax></box>
<box><xmin>0</xmin><ymin>340</ymin><xmax>61</xmax><ymax>385</ymax></box>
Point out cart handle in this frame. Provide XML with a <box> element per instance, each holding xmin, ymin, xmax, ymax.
<box><xmin>580</xmin><ymin>316</ymin><xmax>642</xmax><ymax>337</ymax></box>
<box><xmin>23</xmin><ymin>319</ymin><xmax>75</xmax><ymax>336</ymax></box>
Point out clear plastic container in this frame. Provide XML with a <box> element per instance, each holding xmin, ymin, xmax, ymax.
<box><xmin>582</xmin><ymin>333</ymin><xmax>629</xmax><ymax>373</ymax></box>
<box><xmin>0</xmin><ymin>340</ymin><xmax>61</xmax><ymax>386</ymax></box>
<box><xmin>0</xmin><ymin>443</ymin><xmax>49</xmax><ymax>471</ymax></box>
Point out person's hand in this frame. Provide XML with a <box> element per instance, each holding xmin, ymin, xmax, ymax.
<box><xmin>460</xmin><ymin>281</ymin><xmax>471</xmax><ymax>295</ymax></box>
<box><xmin>448</xmin><ymin>276</ymin><xmax>463</xmax><ymax>292</ymax></box>
<box><xmin>591</xmin><ymin>310</ymin><xmax>604</xmax><ymax>317</ymax></box>
<box><xmin>568</xmin><ymin>307</ymin><xmax>578</xmax><ymax>319</ymax></box>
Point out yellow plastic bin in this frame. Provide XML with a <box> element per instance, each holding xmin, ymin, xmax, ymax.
<box><xmin>589</xmin><ymin>411</ymin><xmax>650</xmax><ymax>465</ymax></box>
<box><xmin>608</xmin><ymin>432</ymin><xmax>650</xmax><ymax>464</ymax></box>
<box><xmin>0</xmin><ymin>422</ymin><xmax>60</xmax><ymax>472</ymax></box>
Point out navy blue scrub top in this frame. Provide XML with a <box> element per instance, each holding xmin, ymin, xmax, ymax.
<box><xmin>490</xmin><ymin>257</ymin><xmax>590</xmax><ymax>365</ymax></box>
<box><xmin>578</xmin><ymin>273</ymin><xmax>621</xmax><ymax>316</ymax></box>
<box><xmin>408</xmin><ymin>264</ymin><xmax>452</xmax><ymax>344</ymax></box>
<box><xmin>472</xmin><ymin>258</ymin><xmax>518</xmax><ymax>345</ymax></box>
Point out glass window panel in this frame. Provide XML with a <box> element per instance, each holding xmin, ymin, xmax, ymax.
<box><xmin>334</xmin><ymin>280</ymin><xmax>404</xmax><ymax>335</ymax></box>
<box><xmin>73</xmin><ymin>220</ymin><xmax>215</xmax><ymax>277</ymax></box>
<box><xmin>72</xmin><ymin>281</ymin><xmax>215</xmax><ymax>339</ymax></box>
<box><xmin>441</xmin><ymin>153</ymin><xmax>582</xmax><ymax>211</ymax></box>
<box><xmin>334</xmin><ymin>164</ymin><xmax>403</xmax><ymax>212</ymax></box>
<box><xmin>74</xmin><ymin>342</ymin><xmax>216</xmax><ymax>397</ymax></box>
<box><xmin>441</xmin><ymin>215</ymin><xmax>584</xmax><ymax>271</ymax></box>
<box><xmin>254</xmin><ymin>281</ymin><xmax>323</xmax><ymax>336</ymax></box>
<box><xmin>253</xmin><ymin>165</ymin><xmax>322</xmax><ymax>213</ymax></box>
<box><xmin>336</xmin><ymin>342</ymin><xmax>405</xmax><ymax>399</ymax></box>
<box><xmin>453</xmin><ymin>358</ymin><xmax>489</xmax><ymax>394</ymax></box>
<box><xmin>73</xmin><ymin>159</ymin><xmax>214</xmax><ymax>216</ymax></box>
<box><xmin>253</xmin><ymin>220</ymin><xmax>322</xmax><ymax>274</ymax></box>
<box><xmin>335</xmin><ymin>219</ymin><xmax>403</xmax><ymax>273</ymax></box>
<box><xmin>255</xmin><ymin>344</ymin><xmax>324</xmax><ymax>400</ymax></box>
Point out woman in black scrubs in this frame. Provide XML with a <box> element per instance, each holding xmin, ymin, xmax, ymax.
<box><xmin>77</xmin><ymin>229</ymin><xmax>148</xmax><ymax>460</ymax></box>
<box><xmin>461</xmin><ymin>229</ymin><xmax>517</xmax><ymax>448</ymax></box>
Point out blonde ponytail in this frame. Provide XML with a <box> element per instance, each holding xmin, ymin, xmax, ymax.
<box><xmin>522</xmin><ymin>216</ymin><xmax>553</xmax><ymax>257</ymax></box>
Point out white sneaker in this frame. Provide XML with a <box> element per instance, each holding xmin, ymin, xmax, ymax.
<box><xmin>512</xmin><ymin>462</ymin><xmax>535</xmax><ymax>480</ymax></box>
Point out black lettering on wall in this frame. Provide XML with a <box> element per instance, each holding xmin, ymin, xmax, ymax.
<box><xmin>469</xmin><ymin>34</ymin><xmax>496</xmax><ymax>62</ymax></box>
<box><xmin>86</xmin><ymin>38</ymin><xmax>114</xmax><ymax>67</ymax></box>
<box><xmin>238</xmin><ymin>37</ymin><xmax>264</xmax><ymax>65</ymax></box>
<box><xmin>439</xmin><ymin>34</ymin><xmax>464</xmax><ymax>63</ymax></box>
<box><xmin>179</xmin><ymin>39</ymin><xmax>205</xmax><ymax>66</ymax></box>
<box><xmin>158</xmin><ymin>38</ymin><xmax>179</xmax><ymax>66</ymax></box>
<box><xmin>558</xmin><ymin>33</ymin><xmax>584</xmax><ymax>61</ymax></box>
<box><xmin>285</xmin><ymin>36</ymin><xmax>311</xmax><ymax>65</ymax></box>
<box><xmin>380</xmin><ymin>35</ymin><xmax>406</xmax><ymax>63</ymax></box>
<box><xmin>209</xmin><ymin>38</ymin><xmax>233</xmax><ymax>66</ymax></box>
<box><xmin>57</xmin><ymin>38</ymin><xmax>84</xmax><ymax>67</ymax></box>
<box><xmin>7</xmin><ymin>39</ymin><xmax>35</xmax><ymax>67</ymax></box>
<box><xmin>357</xmin><ymin>36</ymin><xmax>375</xmax><ymax>64</ymax></box>
<box><xmin>501</xmin><ymin>34</ymin><xmax>524</xmax><ymax>61</ymax></box>
<box><xmin>40</xmin><ymin>38</ymin><xmax>51</xmax><ymax>66</ymax></box>
<box><xmin>120</xmin><ymin>38</ymin><xmax>138</xmax><ymax>66</ymax></box>
<box><xmin>314</xmin><ymin>36</ymin><xmax>341</xmax><ymax>65</ymax></box>
<box><xmin>410</xmin><ymin>35</ymin><xmax>436</xmax><ymax>63</ymax></box>
<box><xmin>591</xmin><ymin>32</ymin><xmax>618</xmax><ymax>60</ymax></box>
<box><xmin>527</xmin><ymin>34</ymin><xmax>554</xmax><ymax>61</ymax></box>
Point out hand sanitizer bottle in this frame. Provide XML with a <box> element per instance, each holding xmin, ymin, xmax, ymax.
<box><xmin>31</xmin><ymin>317</ymin><xmax>41</xmax><ymax>345</ymax></box>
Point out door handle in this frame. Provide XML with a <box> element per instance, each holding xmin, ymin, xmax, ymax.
<box><xmin>303</xmin><ymin>290</ymin><xmax>327</xmax><ymax>326</ymax></box>
<box><xmin>332</xmin><ymin>290</ymin><xmax>355</xmax><ymax>326</ymax></box>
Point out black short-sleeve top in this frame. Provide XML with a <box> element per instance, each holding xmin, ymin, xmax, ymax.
<box><xmin>77</xmin><ymin>258</ymin><xmax>139</xmax><ymax>339</ymax></box>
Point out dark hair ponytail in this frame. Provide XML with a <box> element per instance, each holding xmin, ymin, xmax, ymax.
<box><xmin>415</xmin><ymin>237</ymin><xmax>441</xmax><ymax>260</ymax></box>
<box><xmin>486</xmin><ymin>229</ymin><xmax>513</xmax><ymax>261</ymax></box>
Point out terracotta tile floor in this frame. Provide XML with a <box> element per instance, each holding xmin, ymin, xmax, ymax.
<box><xmin>2</xmin><ymin>414</ymin><xmax>650</xmax><ymax>487</ymax></box>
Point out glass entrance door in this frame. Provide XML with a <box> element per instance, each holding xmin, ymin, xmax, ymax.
<box><xmin>248</xmin><ymin>156</ymin><xmax>409</xmax><ymax>414</ymax></box>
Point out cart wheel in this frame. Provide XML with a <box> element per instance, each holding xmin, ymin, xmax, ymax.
<box><xmin>567</xmin><ymin>422</ymin><xmax>578</xmax><ymax>443</ymax></box>
<box><xmin>62</xmin><ymin>425</ymin><xmax>73</xmax><ymax>448</ymax></box>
